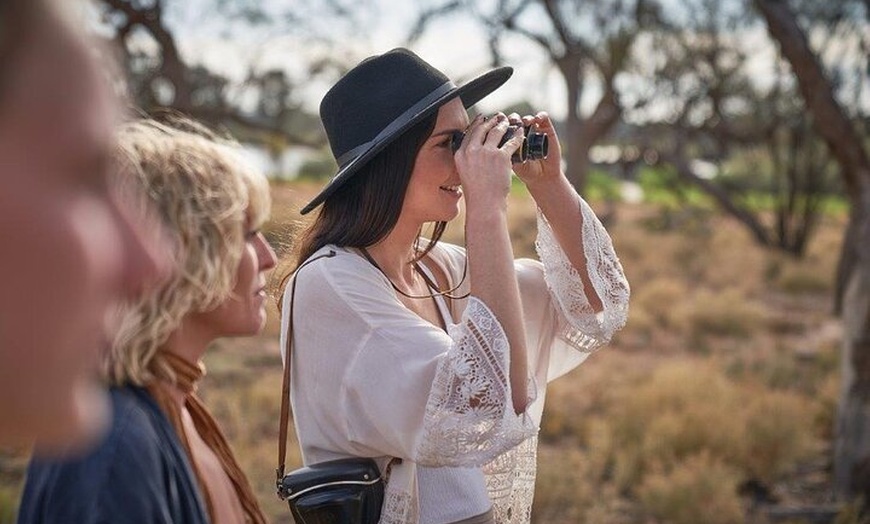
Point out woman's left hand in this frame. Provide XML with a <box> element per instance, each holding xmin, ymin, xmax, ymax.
<box><xmin>508</xmin><ymin>111</ymin><xmax>563</xmax><ymax>187</ymax></box>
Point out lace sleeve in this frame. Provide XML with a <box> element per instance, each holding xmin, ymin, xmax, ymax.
<box><xmin>535</xmin><ymin>198</ymin><xmax>629</xmax><ymax>352</ymax></box>
<box><xmin>416</xmin><ymin>297</ymin><xmax>537</xmax><ymax>467</ymax></box>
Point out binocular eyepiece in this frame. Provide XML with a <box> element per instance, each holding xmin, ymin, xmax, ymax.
<box><xmin>451</xmin><ymin>125</ymin><xmax>549</xmax><ymax>164</ymax></box>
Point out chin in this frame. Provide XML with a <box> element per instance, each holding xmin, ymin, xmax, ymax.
<box><xmin>434</xmin><ymin>207</ymin><xmax>461</xmax><ymax>222</ymax></box>
<box><xmin>34</xmin><ymin>381</ymin><xmax>110</xmax><ymax>457</ymax></box>
<box><xmin>241</xmin><ymin>314</ymin><xmax>267</xmax><ymax>336</ymax></box>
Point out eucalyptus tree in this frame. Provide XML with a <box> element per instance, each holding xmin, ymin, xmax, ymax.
<box><xmin>754</xmin><ymin>0</ymin><xmax>870</xmax><ymax>504</ymax></box>
<box><xmin>94</xmin><ymin>0</ymin><xmax>374</xmax><ymax>146</ymax></box>
<box><xmin>409</xmin><ymin>0</ymin><xmax>663</xmax><ymax>193</ymax></box>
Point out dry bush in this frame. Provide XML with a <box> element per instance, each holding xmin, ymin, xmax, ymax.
<box><xmin>637</xmin><ymin>452</ymin><xmax>744</xmax><ymax>524</ymax></box>
<box><xmin>815</xmin><ymin>373</ymin><xmax>841</xmax><ymax>440</ymax></box>
<box><xmin>539</xmin><ymin>351</ymin><xmax>659</xmax><ymax>444</ymax></box>
<box><xmin>613</xmin><ymin>226</ymin><xmax>688</xmax><ymax>284</ymax></box>
<box><xmin>599</xmin><ymin>359</ymin><xmax>819</xmax><ymax>498</ymax></box>
<box><xmin>740</xmin><ymin>389</ymin><xmax>818</xmax><ymax>483</ymax></box>
<box><xmin>680</xmin><ymin>287</ymin><xmax>767</xmax><ymax>341</ymax></box>
<box><xmin>695</xmin><ymin>223</ymin><xmax>767</xmax><ymax>293</ymax></box>
<box><xmin>532</xmin><ymin>446</ymin><xmax>624</xmax><ymax>524</ymax></box>
<box><xmin>1</xmin><ymin>190</ymin><xmax>847</xmax><ymax>522</ymax></box>
<box><xmin>774</xmin><ymin>261</ymin><xmax>835</xmax><ymax>295</ymax></box>
<box><xmin>628</xmin><ymin>277</ymin><xmax>690</xmax><ymax>336</ymax></box>
<box><xmin>605</xmin><ymin>361</ymin><xmax>746</xmax><ymax>489</ymax></box>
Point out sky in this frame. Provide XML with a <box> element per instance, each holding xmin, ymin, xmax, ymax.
<box><xmin>162</xmin><ymin>0</ymin><xmax>578</xmax><ymax>119</ymax></box>
<box><xmin>137</xmin><ymin>0</ymin><xmax>867</xmax><ymax>124</ymax></box>
<box><xmin>132</xmin><ymin>0</ymin><xmax>865</xmax><ymax>178</ymax></box>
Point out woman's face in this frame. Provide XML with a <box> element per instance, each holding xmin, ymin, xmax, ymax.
<box><xmin>193</xmin><ymin>224</ymin><xmax>278</xmax><ymax>338</ymax></box>
<box><xmin>0</xmin><ymin>14</ymin><xmax>166</xmax><ymax>449</ymax></box>
<box><xmin>402</xmin><ymin>98</ymin><xmax>470</xmax><ymax>224</ymax></box>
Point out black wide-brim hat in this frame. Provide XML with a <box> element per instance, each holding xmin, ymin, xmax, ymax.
<box><xmin>300</xmin><ymin>47</ymin><xmax>513</xmax><ymax>214</ymax></box>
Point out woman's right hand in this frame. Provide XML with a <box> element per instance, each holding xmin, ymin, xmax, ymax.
<box><xmin>453</xmin><ymin>112</ymin><xmax>531</xmax><ymax>415</ymax></box>
<box><xmin>453</xmin><ymin>112</ymin><xmax>525</xmax><ymax>212</ymax></box>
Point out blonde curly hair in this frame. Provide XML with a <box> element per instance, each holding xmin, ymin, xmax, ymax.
<box><xmin>104</xmin><ymin>118</ymin><xmax>271</xmax><ymax>386</ymax></box>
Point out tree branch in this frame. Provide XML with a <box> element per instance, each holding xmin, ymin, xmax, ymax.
<box><xmin>754</xmin><ymin>0</ymin><xmax>870</xmax><ymax>199</ymax></box>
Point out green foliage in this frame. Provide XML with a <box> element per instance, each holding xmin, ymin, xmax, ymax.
<box><xmin>586</xmin><ymin>169</ymin><xmax>621</xmax><ymax>201</ymax></box>
<box><xmin>296</xmin><ymin>150</ymin><xmax>338</xmax><ymax>180</ymax></box>
<box><xmin>636</xmin><ymin>166</ymin><xmax>710</xmax><ymax>207</ymax></box>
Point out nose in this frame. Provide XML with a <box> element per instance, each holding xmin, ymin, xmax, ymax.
<box><xmin>255</xmin><ymin>232</ymin><xmax>278</xmax><ymax>271</ymax></box>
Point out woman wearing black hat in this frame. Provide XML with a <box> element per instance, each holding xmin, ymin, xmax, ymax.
<box><xmin>278</xmin><ymin>48</ymin><xmax>629</xmax><ymax>524</ymax></box>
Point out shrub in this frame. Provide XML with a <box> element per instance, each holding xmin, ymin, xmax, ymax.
<box><xmin>638</xmin><ymin>452</ymin><xmax>744</xmax><ymax>524</ymax></box>
<box><xmin>740</xmin><ymin>390</ymin><xmax>818</xmax><ymax>483</ymax></box>
<box><xmin>605</xmin><ymin>361</ymin><xmax>746</xmax><ymax>489</ymax></box>
<box><xmin>683</xmin><ymin>288</ymin><xmax>766</xmax><ymax>340</ymax></box>
<box><xmin>775</xmin><ymin>262</ymin><xmax>833</xmax><ymax>295</ymax></box>
<box><xmin>533</xmin><ymin>447</ymin><xmax>597</xmax><ymax>523</ymax></box>
<box><xmin>602</xmin><ymin>360</ymin><xmax>819</xmax><ymax>495</ymax></box>
<box><xmin>698</xmin><ymin>224</ymin><xmax>767</xmax><ymax>293</ymax></box>
<box><xmin>630</xmin><ymin>277</ymin><xmax>689</xmax><ymax>334</ymax></box>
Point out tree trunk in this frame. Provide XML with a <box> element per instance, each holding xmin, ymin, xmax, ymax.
<box><xmin>837</xmin><ymin>265</ymin><xmax>870</xmax><ymax>501</ymax></box>
<box><xmin>754</xmin><ymin>0</ymin><xmax>870</xmax><ymax>501</ymax></box>
<box><xmin>835</xmin><ymin>195</ymin><xmax>870</xmax><ymax>501</ymax></box>
<box><xmin>556</xmin><ymin>58</ymin><xmax>622</xmax><ymax>195</ymax></box>
<box><xmin>557</xmin><ymin>57</ymin><xmax>588</xmax><ymax>193</ymax></box>
<box><xmin>564</xmin><ymin>115</ymin><xmax>589</xmax><ymax>193</ymax></box>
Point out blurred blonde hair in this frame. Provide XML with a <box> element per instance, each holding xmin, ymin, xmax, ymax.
<box><xmin>105</xmin><ymin>117</ymin><xmax>271</xmax><ymax>386</ymax></box>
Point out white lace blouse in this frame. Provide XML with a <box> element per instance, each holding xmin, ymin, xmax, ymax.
<box><xmin>280</xmin><ymin>199</ymin><xmax>629</xmax><ymax>524</ymax></box>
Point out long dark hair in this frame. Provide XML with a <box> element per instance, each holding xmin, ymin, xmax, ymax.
<box><xmin>279</xmin><ymin>112</ymin><xmax>444</xmax><ymax>299</ymax></box>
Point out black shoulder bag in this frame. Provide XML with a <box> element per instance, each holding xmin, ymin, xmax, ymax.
<box><xmin>276</xmin><ymin>250</ymin><xmax>385</xmax><ymax>524</ymax></box>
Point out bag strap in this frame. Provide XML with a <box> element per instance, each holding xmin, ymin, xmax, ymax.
<box><xmin>277</xmin><ymin>249</ymin><xmax>337</xmax><ymax>494</ymax></box>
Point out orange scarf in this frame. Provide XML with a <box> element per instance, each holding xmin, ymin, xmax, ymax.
<box><xmin>147</xmin><ymin>351</ymin><xmax>267</xmax><ymax>524</ymax></box>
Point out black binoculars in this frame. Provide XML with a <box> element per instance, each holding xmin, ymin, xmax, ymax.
<box><xmin>451</xmin><ymin>125</ymin><xmax>549</xmax><ymax>164</ymax></box>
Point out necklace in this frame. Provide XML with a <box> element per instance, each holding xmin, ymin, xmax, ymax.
<box><xmin>359</xmin><ymin>247</ymin><xmax>470</xmax><ymax>300</ymax></box>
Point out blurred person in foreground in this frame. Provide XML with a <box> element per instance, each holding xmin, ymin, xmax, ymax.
<box><xmin>17</xmin><ymin>118</ymin><xmax>276</xmax><ymax>524</ymax></box>
<box><xmin>0</xmin><ymin>0</ymin><xmax>166</xmax><ymax>450</ymax></box>
<box><xmin>279</xmin><ymin>48</ymin><xmax>629</xmax><ymax>524</ymax></box>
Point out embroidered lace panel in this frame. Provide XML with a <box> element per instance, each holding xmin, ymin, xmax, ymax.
<box><xmin>417</xmin><ymin>297</ymin><xmax>537</xmax><ymax>467</ymax></box>
<box><xmin>535</xmin><ymin>200</ymin><xmax>629</xmax><ymax>353</ymax></box>
<box><xmin>381</xmin><ymin>487</ymin><xmax>417</xmax><ymax>524</ymax></box>
<box><xmin>483</xmin><ymin>435</ymin><xmax>538</xmax><ymax>524</ymax></box>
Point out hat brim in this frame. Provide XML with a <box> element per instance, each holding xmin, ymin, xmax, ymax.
<box><xmin>300</xmin><ymin>66</ymin><xmax>513</xmax><ymax>215</ymax></box>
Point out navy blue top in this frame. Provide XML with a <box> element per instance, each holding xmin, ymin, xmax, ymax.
<box><xmin>17</xmin><ymin>386</ymin><xmax>209</xmax><ymax>524</ymax></box>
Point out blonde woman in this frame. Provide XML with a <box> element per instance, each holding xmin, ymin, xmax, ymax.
<box><xmin>18</xmin><ymin>119</ymin><xmax>276</xmax><ymax>524</ymax></box>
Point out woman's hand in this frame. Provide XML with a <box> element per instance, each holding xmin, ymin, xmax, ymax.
<box><xmin>454</xmin><ymin>112</ymin><xmax>531</xmax><ymax>415</ymax></box>
<box><xmin>453</xmin><ymin>112</ymin><xmax>525</xmax><ymax>211</ymax></box>
<box><xmin>508</xmin><ymin>111</ymin><xmax>563</xmax><ymax>188</ymax></box>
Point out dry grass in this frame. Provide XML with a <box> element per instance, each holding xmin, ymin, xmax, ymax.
<box><xmin>638</xmin><ymin>452</ymin><xmax>745</xmax><ymax>524</ymax></box>
<box><xmin>0</xmin><ymin>183</ymin><xmax>850</xmax><ymax>523</ymax></box>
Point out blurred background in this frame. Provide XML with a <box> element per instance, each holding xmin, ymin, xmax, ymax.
<box><xmin>2</xmin><ymin>0</ymin><xmax>869</xmax><ymax>522</ymax></box>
